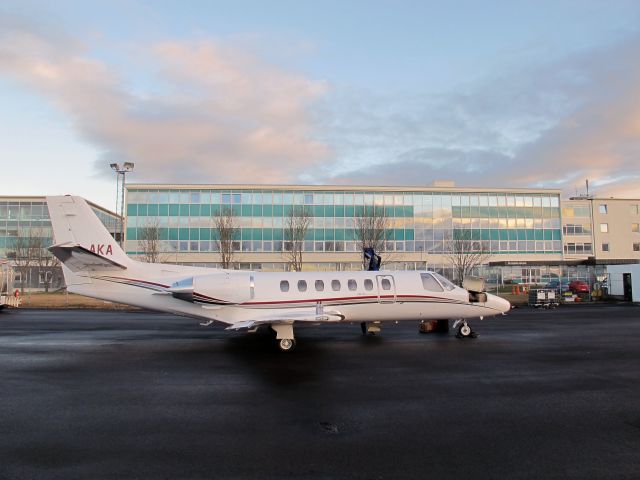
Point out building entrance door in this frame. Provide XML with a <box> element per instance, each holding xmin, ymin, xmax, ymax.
<box><xmin>623</xmin><ymin>273</ymin><xmax>632</xmax><ymax>301</ymax></box>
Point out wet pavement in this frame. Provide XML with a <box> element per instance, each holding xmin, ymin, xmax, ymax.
<box><xmin>0</xmin><ymin>305</ymin><xmax>639</xmax><ymax>479</ymax></box>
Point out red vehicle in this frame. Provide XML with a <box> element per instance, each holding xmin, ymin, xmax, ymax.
<box><xmin>569</xmin><ymin>280</ymin><xmax>590</xmax><ymax>293</ymax></box>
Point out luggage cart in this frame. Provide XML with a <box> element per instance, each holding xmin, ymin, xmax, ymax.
<box><xmin>528</xmin><ymin>288</ymin><xmax>559</xmax><ymax>308</ymax></box>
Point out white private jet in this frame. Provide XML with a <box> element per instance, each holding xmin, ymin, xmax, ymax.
<box><xmin>46</xmin><ymin>195</ymin><xmax>510</xmax><ymax>351</ymax></box>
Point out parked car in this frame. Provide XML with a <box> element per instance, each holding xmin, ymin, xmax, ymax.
<box><xmin>545</xmin><ymin>279</ymin><xmax>570</xmax><ymax>291</ymax></box>
<box><xmin>568</xmin><ymin>280</ymin><xmax>590</xmax><ymax>293</ymax></box>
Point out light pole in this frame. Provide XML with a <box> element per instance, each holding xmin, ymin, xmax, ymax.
<box><xmin>110</xmin><ymin>162</ymin><xmax>134</xmax><ymax>247</ymax></box>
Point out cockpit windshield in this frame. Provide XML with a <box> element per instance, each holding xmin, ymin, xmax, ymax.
<box><xmin>432</xmin><ymin>272</ymin><xmax>457</xmax><ymax>291</ymax></box>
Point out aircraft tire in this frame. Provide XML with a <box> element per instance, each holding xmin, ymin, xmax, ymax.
<box><xmin>278</xmin><ymin>338</ymin><xmax>296</xmax><ymax>352</ymax></box>
<box><xmin>458</xmin><ymin>324</ymin><xmax>472</xmax><ymax>338</ymax></box>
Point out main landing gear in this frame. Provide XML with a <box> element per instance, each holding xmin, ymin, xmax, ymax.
<box><xmin>271</xmin><ymin>324</ymin><xmax>296</xmax><ymax>352</ymax></box>
<box><xmin>360</xmin><ymin>322</ymin><xmax>381</xmax><ymax>335</ymax></box>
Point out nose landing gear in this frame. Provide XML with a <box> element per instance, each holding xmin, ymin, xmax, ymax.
<box><xmin>454</xmin><ymin>320</ymin><xmax>478</xmax><ymax>339</ymax></box>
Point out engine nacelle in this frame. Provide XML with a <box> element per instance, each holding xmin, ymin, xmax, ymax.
<box><xmin>168</xmin><ymin>272</ymin><xmax>254</xmax><ymax>305</ymax></box>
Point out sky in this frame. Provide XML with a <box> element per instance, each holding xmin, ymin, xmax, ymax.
<box><xmin>1</xmin><ymin>0</ymin><xmax>640</xmax><ymax>211</ymax></box>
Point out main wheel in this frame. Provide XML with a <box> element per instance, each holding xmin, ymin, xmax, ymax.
<box><xmin>278</xmin><ymin>338</ymin><xmax>296</xmax><ymax>352</ymax></box>
<box><xmin>458</xmin><ymin>323</ymin><xmax>472</xmax><ymax>337</ymax></box>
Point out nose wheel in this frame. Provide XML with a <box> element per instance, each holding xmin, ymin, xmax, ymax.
<box><xmin>455</xmin><ymin>320</ymin><xmax>478</xmax><ymax>339</ymax></box>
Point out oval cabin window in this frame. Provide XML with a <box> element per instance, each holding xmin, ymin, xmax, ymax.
<box><xmin>331</xmin><ymin>280</ymin><xmax>341</xmax><ymax>291</ymax></box>
<box><xmin>364</xmin><ymin>279</ymin><xmax>374</xmax><ymax>291</ymax></box>
<box><xmin>381</xmin><ymin>278</ymin><xmax>392</xmax><ymax>290</ymax></box>
<box><xmin>280</xmin><ymin>280</ymin><xmax>289</xmax><ymax>292</ymax></box>
<box><xmin>348</xmin><ymin>279</ymin><xmax>357</xmax><ymax>291</ymax></box>
<box><xmin>298</xmin><ymin>280</ymin><xmax>307</xmax><ymax>292</ymax></box>
<box><xmin>315</xmin><ymin>280</ymin><xmax>324</xmax><ymax>291</ymax></box>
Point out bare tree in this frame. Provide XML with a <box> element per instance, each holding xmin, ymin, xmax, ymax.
<box><xmin>11</xmin><ymin>229</ymin><xmax>40</xmax><ymax>294</ymax></box>
<box><xmin>214</xmin><ymin>208</ymin><xmax>238</xmax><ymax>269</ymax></box>
<box><xmin>138</xmin><ymin>218</ymin><xmax>164</xmax><ymax>263</ymax></box>
<box><xmin>31</xmin><ymin>229</ymin><xmax>60</xmax><ymax>293</ymax></box>
<box><xmin>444</xmin><ymin>230</ymin><xmax>492</xmax><ymax>286</ymax></box>
<box><xmin>283</xmin><ymin>206</ymin><xmax>311</xmax><ymax>272</ymax></box>
<box><xmin>355</xmin><ymin>206</ymin><xmax>390</xmax><ymax>267</ymax></box>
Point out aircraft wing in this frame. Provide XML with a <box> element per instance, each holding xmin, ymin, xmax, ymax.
<box><xmin>225</xmin><ymin>310</ymin><xmax>345</xmax><ymax>331</ymax></box>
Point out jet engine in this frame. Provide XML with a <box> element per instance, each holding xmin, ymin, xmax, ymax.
<box><xmin>168</xmin><ymin>272</ymin><xmax>254</xmax><ymax>305</ymax></box>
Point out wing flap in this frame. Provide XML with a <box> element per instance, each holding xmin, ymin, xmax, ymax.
<box><xmin>225</xmin><ymin>310</ymin><xmax>345</xmax><ymax>331</ymax></box>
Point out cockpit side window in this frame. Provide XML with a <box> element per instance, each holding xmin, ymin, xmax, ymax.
<box><xmin>433</xmin><ymin>273</ymin><xmax>456</xmax><ymax>291</ymax></box>
<box><xmin>420</xmin><ymin>273</ymin><xmax>444</xmax><ymax>292</ymax></box>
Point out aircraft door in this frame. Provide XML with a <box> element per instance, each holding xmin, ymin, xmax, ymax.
<box><xmin>376</xmin><ymin>275</ymin><xmax>396</xmax><ymax>303</ymax></box>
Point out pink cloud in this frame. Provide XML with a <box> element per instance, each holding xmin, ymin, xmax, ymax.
<box><xmin>0</xmin><ymin>26</ymin><xmax>329</xmax><ymax>184</ymax></box>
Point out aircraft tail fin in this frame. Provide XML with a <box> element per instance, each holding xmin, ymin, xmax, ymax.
<box><xmin>46</xmin><ymin>195</ymin><xmax>132</xmax><ymax>272</ymax></box>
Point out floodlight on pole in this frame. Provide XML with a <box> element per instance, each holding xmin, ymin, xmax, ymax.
<box><xmin>110</xmin><ymin>162</ymin><xmax>135</xmax><ymax>247</ymax></box>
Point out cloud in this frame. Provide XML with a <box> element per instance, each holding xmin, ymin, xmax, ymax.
<box><xmin>317</xmin><ymin>35</ymin><xmax>640</xmax><ymax>198</ymax></box>
<box><xmin>0</xmin><ymin>22</ymin><xmax>329</xmax><ymax>184</ymax></box>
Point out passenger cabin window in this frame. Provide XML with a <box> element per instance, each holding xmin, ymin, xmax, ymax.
<box><xmin>433</xmin><ymin>273</ymin><xmax>456</xmax><ymax>291</ymax></box>
<box><xmin>348</xmin><ymin>279</ymin><xmax>357</xmax><ymax>291</ymax></box>
<box><xmin>315</xmin><ymin>280</ymin><xmax>324</xmax><ymax>291</ymax></box>
<box><xmin>297</xmin><ymin>280</ymin><xmax>307</xmax><ymax>292</ymax></box>
<box><xmin>331</xmin><ymin>280</ymin><xmax>341</xmax><ymax>291</ymax></box>
<box><xmin>364</xmin><ymin>279</ymin><xmax>374</xmax><ymax>291</ymax></box>
<box><xmin>421</xmin><ymin>273</ymin><xmax>444</xmax><ymax>292</ymax></box>
<box><xmin>381</xmin><ymin>278</ymin><xmax>392</xmax><ymax>290</ymax></box>
<box><xmin>280</xmin><ymin>280</ymin><xmax>289</xmax><ymax>292</ymax></box>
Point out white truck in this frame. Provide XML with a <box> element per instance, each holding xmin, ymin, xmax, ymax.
<box><xmin>0</xmin><ymin>260</ymin><xmax>21</xmax><ymax>310</ymax></box>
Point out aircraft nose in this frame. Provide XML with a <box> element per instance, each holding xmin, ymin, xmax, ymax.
<box><xmin>486</xmin><ymin>293</ymin><xmax>511</xmax><ymax>314</ymax></box>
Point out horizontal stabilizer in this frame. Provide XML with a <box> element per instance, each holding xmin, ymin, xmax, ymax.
<box><xmin>225</xmin><ymin>310</ymin><xmax>345</xmax><ymax>331</ymax></box>
<box><xmin>48</xmin><ymin>244</ymin><xmax>127</xmax><ymax>272</ymax></box>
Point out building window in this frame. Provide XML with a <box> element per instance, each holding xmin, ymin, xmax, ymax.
<box><xmin>631</xmin><ymin>205</ymin><xmax>639</xmax><ymax>215</ymax></box>
<box><xmin>600</xmin><ymin>223</ymin><xmax>609</xmax><ymax>233</ymax></box>
<box><xmin>280</xmin><ymin>280</ymin><xmax>289</xmax><ymax>292</ymax></box>
<box><xmin>599</xmin><ymin>204</ymin><xmax>607</xmax><ymax>214</ymax></box>
<box><xmin>602</xmin><ymin>243</ymin><xmax>609</xmax><ymax>252</ymax></box>
<box><xmin>297</xmin><ymin>280</ymin><xmax>307</xmax><ymax>292</ymax></box>
<box><xmin>632</xmin><ymin>223</ymin><xmax>639</xmax><ymax>233</ymax></box>
<box><xmin>634</xmin><ymin>243</ymin><xmax>640</xmax><ymax>252</ymax></box>
<box><xmin>38</xmin><ymin>272</ymin><xmax>53</xmax><ymax>284</ymax></box>
<box><xmin>315</xmin><ymin>280</ymin><xmax>324</xmax><ymax>291</ymax></box>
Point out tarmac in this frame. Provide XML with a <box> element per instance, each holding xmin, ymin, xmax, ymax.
<box><xmin>0</xmin><ymin>305</ymin><xmax>639</xmax><ymax>479</ymax></box>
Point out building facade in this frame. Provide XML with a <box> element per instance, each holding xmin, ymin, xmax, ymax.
<box><xmin>124</xmin><ymin>184</ymin><xmax>571</xmax><ymax>283</ymax></box>
<box><xmin>561</xmin><ymin>197</ymin><xmax>640</xmax><ymax>262</ymax></box>
<box><xmin>0</xmin><ymin>196</ymin><xmax>120</xmax><ymax>291</ymax></box>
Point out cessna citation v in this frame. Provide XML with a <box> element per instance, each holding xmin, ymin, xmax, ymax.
<box><xmin>46</xmin><ymin>195</ymin><xmax>510</xmax><ymax>352</ymax></box>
